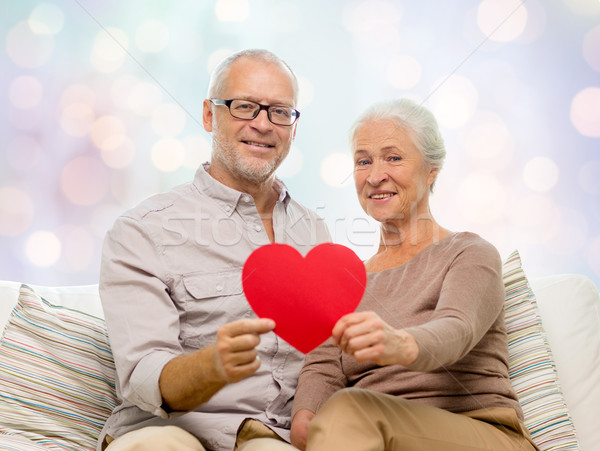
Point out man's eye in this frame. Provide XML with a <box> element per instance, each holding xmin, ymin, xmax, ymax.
<box><xmin>235</xmin><ymin>103</ymin><xmax>255</xmax><ymax>110</ymax></box>
<box><xmin>271</xmin><ymin>107</ymin><xmax>291</xmax><ymax>117</ymax></box>
<box><xmin>355</xmin><ymin>160</ymin><xmax>370</xmax><ymax>166</ymax></box>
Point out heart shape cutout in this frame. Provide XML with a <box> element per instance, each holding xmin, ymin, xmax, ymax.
<box><xmin>242</xmin><ymin>243</ymin><xmax>366</xmax><ymax>353</ymax></box>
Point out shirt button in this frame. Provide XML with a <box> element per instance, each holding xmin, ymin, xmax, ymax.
<box><xmin>254</xmin><ymin>224</ymin><xmax>262</xmax><ymax>232</ymax></box>
<box><xmin>242</xmin><ymin>195</ymin><xmax>252</xmax><ymax>203</ymax></box>
<box><xmin>215</xmin><ymin>284</ymin><xmax>223</xmax><ymax>292</ymax></box>
<box><xmin>224</xmin><ymin>205</ymin><xmax>231</xmax><ymax>213</ymax></box>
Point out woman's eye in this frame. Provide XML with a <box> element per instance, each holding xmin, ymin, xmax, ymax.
<box><xmin>389</xmin><ymin>156</ymin><xmax>402</xmax><ymax>162</ymax></box>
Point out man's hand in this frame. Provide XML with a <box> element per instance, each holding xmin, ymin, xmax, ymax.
<box><xmin>159</xmin><ymin>318</ymin><xmax>275</xmax><ymax>412</ymax></box>
<box><xmin>290</xmin><ymin>409</ymin><xmax>314</xmax><ymax>450</ymax></box>
<box><xmin>332</xmin><ymin>311</ymin><xmax>418</xmax><ymax>366</ymax></box>
<box><xmin>214</xmin><ymin>318</ymin><xmax>275</xmax><ymax>382</ymax></box>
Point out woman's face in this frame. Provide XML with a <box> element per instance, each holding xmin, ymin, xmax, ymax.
<box><xmin>352</xmin><ymin>119</ymin><xmax>438</xmax><ymax>226</ymax></box>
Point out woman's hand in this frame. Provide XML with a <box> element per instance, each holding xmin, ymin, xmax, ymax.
<box><xmin>290</xmin><ymin>409</ymin><xmax>314</xmax><ymax>450</ymax></box>
<box><xmin>332</xmin><ymin>311</ymin><xmax>419</xmax><ymax>366</ymax></box>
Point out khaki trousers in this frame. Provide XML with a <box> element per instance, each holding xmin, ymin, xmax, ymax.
<box><xmin>103</xmin><ymin>418</ymin><xmax>287</xmax><ymax>451</ymax></box>
<box><xmin>304</xmin><ymin>388</ymin><xmax>539</xmax><ymax>451</ymax></box>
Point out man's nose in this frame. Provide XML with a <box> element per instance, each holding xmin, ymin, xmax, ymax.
<box><xmin>250</xmin><ymin>108</ymin><xmax>274</xmax><ymax>131</ymax></box>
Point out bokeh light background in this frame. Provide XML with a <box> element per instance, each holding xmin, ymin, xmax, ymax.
<box><xmin>1</xmin><ymin>0</ymin><xmax>599</xmax><ymax>289</ymax></box>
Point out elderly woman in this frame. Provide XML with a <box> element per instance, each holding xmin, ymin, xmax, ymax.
<box><xmin>284</xmin><ymin>99</ymin><xmax>539</xmax><ymax>451</ymax></box>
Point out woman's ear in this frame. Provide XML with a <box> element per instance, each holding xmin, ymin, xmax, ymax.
<box><xmin>427</xmin><ymin>167</ymin><xmax>439</xmax><ymax>187</ymax></box>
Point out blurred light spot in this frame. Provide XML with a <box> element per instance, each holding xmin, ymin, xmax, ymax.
<box><xmin>151</xmin><ymin>139</ymin><xmax>185</xmax><ymax>172</ymax></box>
<box><xmin>6</xmin><ymin>135</ymin><xmax>42</xmax><ymax>171</ymax></box>
<box><xmin>25</xmin><ymin>230</ymin><xmax>61</xmax><ymax>267</ymax></box>
<box><xmin>570</xmin><ymin>87</ymin><xmax>600</xmax><ymax>137</ymax></box>
<box><xmin>28</xmin><ymin>3</ymin><xmax>64</xmax><ymax>35</ymax></box>
<box><xmin>60</xmin><ymin>102</ymin><xmax>95</xmax><ymax>137</ymax></box>
<box><xmin>152</xmin><ymin>104</ymin><xmax>187</xmax><ymax>137</ymax></box>
<box><xmin>587</xmin><ymin>235</ymin><xmax>600</xmax><ymax>280</ymax></box>
<box><xmin>60</xmin><ymin>83</ymin><xmax>96</xmax><ymax>108</ymax></box>
<box><xmin>267</xmin><ymin>3</ymin><xmax>302</xmax><ymax>32</ymax></box>
<box><xmin>6</xmin><ymin>21</ymin><xmax>54</xmax><ymax>68</ymax></box>
<box><xmin>546</xmin><ymin>208</ymin><xmax>588</xmax><ymax>256</ymax></box>
<box><xmin>456</xmin><ymin>173</ymin><xmax>507</xmax><ymax>224</ymax></box>
<box><xmin>101</xmin><ymin>137</ymin><xmax>135</xmax><ymax>169</ymax></box>
<box><xmin>207</xmin><ymin>48</ymin><xmax>235</xmax><ymax>75</ymax></box>
<box><xmin>91</xmin><ymin>115</ymin><xmax>126</xmax><ymax>151</ymax></box>
<box><xmin>9</xmin><ymin>108</ymin><xmax>42</xmax><ymax>131</ymax></box>
<box><xmin>91</xmin><ymin>204</ymin><xmax>126</xmax><ymax>237</ymax></box>
<box><xmin>168</xmin><ymin>28</ymin><xmax>202</xmax><ymax>63</ymax></box>
<box><xmin>135</xmin><ymin>20</ymin><xmax>169</xmax><ymax>53</ymax></box>
<box><xmin>342</xmin><ymin>0</ymin><xmax>402</xmax><ymax>33</ymax></box>
<box><xmin>510</xmin><ymin>195</ymin><xmax>561</xmax><ymax>244</ymax></box>
<box><xmin>463</xmin><ymin>111</ymin><xmax>513</xmax><ymax>164</ymax></box>
<box><xmin>523</xmin><ymin>157</ymin><xmax>559</xmax><ymax>192</ymax></box>
<box><xmin>60</xmin><ymin>157</ymin><xmax>110</xmax><ymax>206</ymax></box>
<box><xmin>516</xmin><ymin>0</ymin><xmax>546</xmax><ymax>43</ymax></box>
<box><xmin>9</xmin><ymin>76</ymin><xmax>43</xmax><ymax>109</ymax></box>
<box><xmin>562</xmin><ymin>0</ymin><xmax>600</xmax><ymax>15</ymax></box>
<box><xmin>320</xmin><ymin>153</ymin><xmax>353</xmax><ymax>187</ymax></box>
<box><xmin>182</xmin><ymin>135</ymin><xmax>211</xmax><ymax>169</ymax></box>
<box><xmin>578</xmin><ymin>160</ymin><xmax>600</xmax><ymax>195</ymax></box>
<box><xmin>386</xmin><ymin>55</ymin><xmax>422</xmax><ymax>90</ymax></box>
<box><xmin>477</xmin><ymin>0</ymin><xmax>528</xmax><ymax>42</ymax></box>
<box><xmin>297</xmin><ymin>76</ymin><xmax>314</xmax><ymax>110</ymax></box>
<box><xmin>583</xmin><ymin>25</ymin><xmax>600</xmax><ymax>72</ymax></box>
<box><xmin>56</xmin><ymin>225</ymin><xmax>94</xmax><ymax>271</ymax></box>
<box><xmin>0</xmin><ymin>187</ymin><xmax>35</xmax><ymax>236</ymax></box>
<box><xmin>215</xmin><ymin>0</ymin><xmax>249</xmax><ymax>21</ymax></box>
<box><xmin>126</xmin><ymin>81</ymin><xmax>163</xmax><ymax>115</ymax></box>
<box><xmin>277</xmin><ymin>145</ymin><xmax>303</xmax><ymax>178</ymax></box>
<box><xmin>110</xmin><ymin>74</ymin><xmax>139</xmax><ymax>109</ymax></box>
<box><xmin>91</xmin><ymin>27</ymin><xmax>129</xmax><ymax>73</ymax></box>
<box><xmin>430</xmin><ymin>75</ymin><xmax>478</xmax><ymax>128</ymax></box>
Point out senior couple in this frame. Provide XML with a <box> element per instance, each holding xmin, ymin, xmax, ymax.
<box><xmin>98</xmin><ymin>49</ymin><xmax>539</xmax><ymax>451</ymax></box>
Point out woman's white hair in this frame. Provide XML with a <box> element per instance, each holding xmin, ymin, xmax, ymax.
<box><xmin>349</xmin><ymin>98</ymin><xmax>446</xmax><ymax>192</ymax></box>
<box><xmin>207</xmin><ymin>49</ymin><xmax>299</xmax><ymax>105</ymax></box>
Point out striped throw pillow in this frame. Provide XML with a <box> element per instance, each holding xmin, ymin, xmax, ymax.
<box><xmin>503</xmin><ymin>250</ymin><xmax>579</xmax><ymax>450</ymax></box>
<box><xmin>0</xmin><ymin>284</ymin><xmax>117</xmax><ymax>450</ymax></box>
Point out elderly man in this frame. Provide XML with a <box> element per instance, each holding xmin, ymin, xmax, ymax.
<box><xmin>98</xmin><ymin>49</ymin><xmax>330</xmax><ymax>451</ymax></box>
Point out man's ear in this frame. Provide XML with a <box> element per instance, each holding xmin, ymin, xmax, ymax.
<box><xmin>202</xmin><ymin>99</ymin><xmax>213</xmax><ymax>132</ymax></box>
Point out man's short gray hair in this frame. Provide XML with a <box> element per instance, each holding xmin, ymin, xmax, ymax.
<box><xmin>207</xmin><ymin>49</ymin><xmax>299</xmax><ymax>105</ymax></box>
<box><xmin>349</xmin><ymin>98</ymin><xmax>446</xmax><ymax>192</ymax></box>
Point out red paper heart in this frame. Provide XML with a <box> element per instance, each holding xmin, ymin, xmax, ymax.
<box><xmin>242</xmin><ymin>243</ymin><xmax>366</xmax><ymax>353</ymax></box>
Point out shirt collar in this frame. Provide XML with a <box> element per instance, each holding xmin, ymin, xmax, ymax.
<box><xmin>193</xmin><ymin>162</ymin><xmax>291</xmax><ymax>216</ymax></box>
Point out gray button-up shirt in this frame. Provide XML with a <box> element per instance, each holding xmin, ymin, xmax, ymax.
<box><xmin>98</xmin><ymin>163</ymin><xmax>331</xmax><ymax>451</ymax></box>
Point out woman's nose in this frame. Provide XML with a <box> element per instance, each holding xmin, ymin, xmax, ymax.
<box><xmin>366</xmin><ymin>161</ymin><xmax>389</xmax><ymax>186</ymax></box>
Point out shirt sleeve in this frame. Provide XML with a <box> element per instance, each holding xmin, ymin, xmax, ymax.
<box><xmin>292</xmin><ymin>338</ymin><xmax>347</xmax><ymax>418</ymax></box>
<box><xmin>99</xmin><ymin>215</ymin><xmax>182</xmax><ymax>419</ymax></box>
<box><xmin>404</xmin><ymin>239</ymin><xmax>506</xmax><ymax>372</ymax></box>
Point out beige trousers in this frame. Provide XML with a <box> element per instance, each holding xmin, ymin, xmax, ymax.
<box><xmin>103</xmin><ymin>418</ymin><xmax>289</xmax><ymax>451</ymax></box>
<box><xmin>304</xmin><ymin>388</ymin><xmax>539</xmax><ymax>451</ymax></box>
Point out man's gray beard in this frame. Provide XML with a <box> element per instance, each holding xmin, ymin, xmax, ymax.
<box><xmin>212</xmin><ymin>137</ymin><xmax>283</xmax><ymax>185</ymax></box>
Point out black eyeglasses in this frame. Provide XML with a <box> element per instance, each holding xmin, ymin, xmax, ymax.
<box><xmin>210</xmin><ymin>99</ymin><xmax>300</xmax><ymax>126</ymax></box>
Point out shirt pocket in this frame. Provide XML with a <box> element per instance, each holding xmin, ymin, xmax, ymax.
<box><xmin>180</xmin><ymin>268</ymin><xmax>252</xmax><ymax>348</ymax></box>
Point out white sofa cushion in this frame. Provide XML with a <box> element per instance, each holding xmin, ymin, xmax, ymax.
<box><xmin>503</xmin><ymin>250</ymin><xmax>578</xmax><ymax>450</ymax></box>
<box><xmin>530</xmin><ymin>273</ymin><xmax>600</xmax><ymax>451</ymax></box>
<box><xmin>0</xmin><ymin>284</ymin><xmax>117</xmax><ymax>449</ymax></box>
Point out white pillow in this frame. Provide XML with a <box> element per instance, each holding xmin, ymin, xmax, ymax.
<box><xmin>0</xmin><ymin>284</ymin><xmax>117</xmax><ymax>449</ymax></box>
<box><xmin>529</xmin><ymin>274</ymin><xmax>600</xmax><ymax>451</ymax></box>
<box><xmin>0</xmin><ymin>281</ymin><xmax>103</xmax><ymax>327</ymax></box>
<box><xmin>503</xmin><ymin>251</ymin><xmax>578</xmax><ymax>450</ymax></box>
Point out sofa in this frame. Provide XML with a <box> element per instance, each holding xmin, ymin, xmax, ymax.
<box><xmin>0</xmin><ymin>250</ymin><xmax>599</xmax><ymax>450</ymax></box>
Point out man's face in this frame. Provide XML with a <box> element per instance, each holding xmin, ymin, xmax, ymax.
<box><xmin>203</xmin><ymin>57</ymin><xmax>297</xmax><ymax>187</ymax></box>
